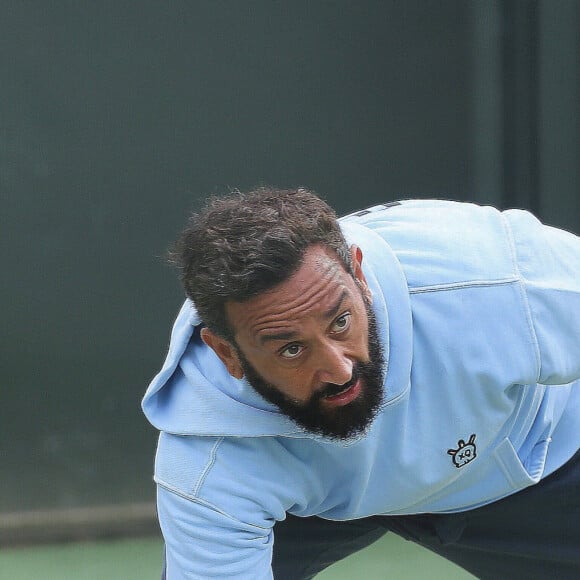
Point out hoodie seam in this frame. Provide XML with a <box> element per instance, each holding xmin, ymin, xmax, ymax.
<box><xmin>156</xmin><ymin>479</ymin><xmax>270</xmax><ymax>531</ymax></box>
<box><xmin>192</xmin><ymin>437</ymin><xmax>224</xmax><ymax>497</ymax></box>
<box><xmin>408</xmin><ymin>277</ymin><xmax>519</xmax><ymax>294</ymax></box>
<box><xmin>499</xmin><ymin>213</ymin><xmax>542</xmax><ymax>383</ymax></box>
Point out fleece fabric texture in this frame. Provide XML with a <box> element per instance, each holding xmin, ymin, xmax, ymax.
<box><xmin>142</xmin><ymin>200</ymin><xmax>579</xmax><ymax>579</ymax></box>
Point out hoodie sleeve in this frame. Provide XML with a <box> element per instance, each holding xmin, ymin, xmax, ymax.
<box><xmin>504</xmin><ymin>209</ymin><xmax>580</xmax><ymax>386</ymax></box>
<box><xmin>158</xmin><ymin>485</ymin><xmax>274</xmax><ymax>580</ymax></box>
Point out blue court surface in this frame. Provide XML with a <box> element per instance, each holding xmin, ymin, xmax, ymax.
<box><xmin>0</xmin><ymin>533</ymin><xmax>474</xmax><ymax>579</ymax></box>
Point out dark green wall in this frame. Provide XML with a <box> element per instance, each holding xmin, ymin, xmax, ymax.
<box><xmin>1</xmin><ymin>1</ymin><xmax>578</xmax><ymax>516</ymax></box>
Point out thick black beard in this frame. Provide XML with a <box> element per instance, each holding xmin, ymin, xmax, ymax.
<box><xmin>237</xmin><ymin>304</ymin><xmax>385</xmax><ymax>440</ymax></box>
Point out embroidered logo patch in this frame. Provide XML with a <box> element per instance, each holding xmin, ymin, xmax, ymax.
<box><xmin>447</xmin><ymin>434</ymin><xmax>477</xmax><ymax>468</ymax></box>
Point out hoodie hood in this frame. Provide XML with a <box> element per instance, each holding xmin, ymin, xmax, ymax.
<box><xmin>141</xmin><ymin>221</ymin><xmax>413</xmax><ymax>438</ymax></box>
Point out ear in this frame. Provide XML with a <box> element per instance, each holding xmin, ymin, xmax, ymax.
<box><xmin>200</xmin><ymin>327</ymin><xmax>244</xmax><ymax>379</ymax></box>
<box><xmin>349</xmin><ymin>244</ymin><xmax>372</xmax><ymax>304</ymax></box>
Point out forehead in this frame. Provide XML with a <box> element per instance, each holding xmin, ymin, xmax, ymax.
<box><xmin>226</xmin><ymin>245</ymin><xmax>355</xmax><ymax>344</ymax></box>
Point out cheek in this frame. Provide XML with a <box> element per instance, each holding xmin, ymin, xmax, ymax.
<box><xmin>356</xmin><ymin>335</ymin><xmax>371</xmax><ymax>361</ymax></box>
<box><xmin>352</xmin><ymin>314</ymin><xmax>371</xmax><ymax>354</ymax></box>
<box><xmin>273</xmin><ymin>370</ymin><xmax>314</xmax><ymax>400</ymax></box>
<box><xmin>247</xmin><ymin>351</ymin><xmax>308</xmax><ymax>389</ymax></box>
<box><xmin>260</xmin><ymin>362</ymin><xmax>316</xmax><ymax>402</ymax></box>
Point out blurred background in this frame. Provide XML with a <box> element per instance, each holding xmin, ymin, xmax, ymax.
<box><xmin>1</xmin><ymin>0</ymin><xmax>578</xmax><ymax>576</ymax></box>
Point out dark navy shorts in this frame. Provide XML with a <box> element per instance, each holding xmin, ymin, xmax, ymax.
<box><xmin>272</xmin><ymin>449</ymin><xmax>580</xmax><ymax>579</ymax></box>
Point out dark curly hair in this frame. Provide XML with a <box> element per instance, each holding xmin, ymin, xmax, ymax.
<box><xmin>170</xmin><ymin>187</ymin><xmax>352</xmax><ymax>340</ymax></box>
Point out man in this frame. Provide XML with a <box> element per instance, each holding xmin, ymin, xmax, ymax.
<box><xmin>142</xmin><ymin>187</ymin><xmax>579</xmax><ymax>579</ymax></box>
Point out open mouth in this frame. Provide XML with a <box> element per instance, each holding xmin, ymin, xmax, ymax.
<box><xmin>322</xmin><ymin>379</ymin><xmax>362</xmax><ymax>406</ymax></box>
<box><xmin>325</xmin><ymin>383</ymin><xmax>353</xmax><ymax>398</ymax></box>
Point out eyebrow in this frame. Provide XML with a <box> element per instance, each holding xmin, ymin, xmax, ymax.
<box><xmin>258</xmin><ymin>290</ymin><xmax>349</xmax><ymax>346</ymax></box>
<box><xmin>259</xmin><ymin>330</ymin><xmax>299</xmax><ymax>345</ymax></box>
<box><xmin>323</xmin><ymin>290</ymin><xmax>348</xmax><ymax>319</ymax></box>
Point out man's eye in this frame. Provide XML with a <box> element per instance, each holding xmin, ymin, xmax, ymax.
<box><xmin>331</xmin><ymin>313</ymin><xmax>351</xmax><ymax>333</ymax></box>
<box><xmin>280</xmin><ymin>344</ymin><xmax>303</xmax><ymax>359</ymax></box>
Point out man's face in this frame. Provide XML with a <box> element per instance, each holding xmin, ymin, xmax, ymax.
<box><xmin>236</xmin><ymin>302</ymin><xmax>384</xmax><ymax>439</ymax></box>
<box><xmin>205</xmin><ymin>245</ymin><xmax>385</xmax><ymax>440</ymax></box>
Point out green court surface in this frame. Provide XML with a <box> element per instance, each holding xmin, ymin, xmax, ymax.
<box><xmin>0</xmin><ymin>534</ymin><xmax>474</xmax><ymax>579</ymax></box>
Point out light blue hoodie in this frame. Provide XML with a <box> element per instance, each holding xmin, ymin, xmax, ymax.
<box><xmin>142</xmin><ymin>200</ymin><xmax>579</xmax><ymax>579</ymax></box>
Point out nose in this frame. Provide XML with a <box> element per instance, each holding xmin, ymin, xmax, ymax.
<box><xmin>315</xmin><ymin>342</ymin><xmax>354</xmax><ymax>386</ymax></box>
